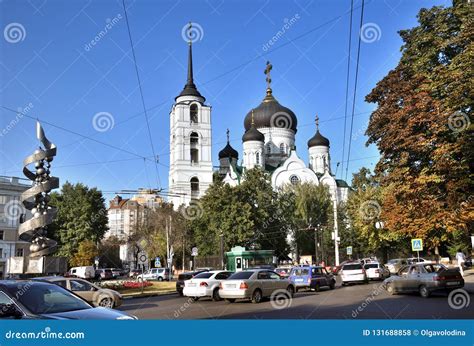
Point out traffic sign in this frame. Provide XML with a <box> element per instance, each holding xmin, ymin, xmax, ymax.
<box><xmin>411</xmin><ymin>238</ymin><xmax>423</xmax><ymax>251</ymax></box>
<box><xmin>346</xmin><ymin>246</ymin><xmax>353</xmax><ymax>255</ymax></box>
<box><xmin>191</xmin><ymin>247</ymin><xmax>198</xmax><ymax>256</ymax></box>
<box><xmin>154</xmin><ymin>257</ymin><xmax>161</xmax><ymax>267</ymax></box>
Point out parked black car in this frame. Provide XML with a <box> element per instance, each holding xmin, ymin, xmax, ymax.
<box><xmin>176</xmin><ymin>270</ymin><xmax>209</xmax><ymax>296</ymax></box>
<box><xmin>0</xmin><ymin>281</ymin><xmax>135</xmax><ymax>319</ymax></box>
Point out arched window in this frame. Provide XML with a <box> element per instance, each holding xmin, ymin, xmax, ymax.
<box><xmin>190</xmin><ymin>132</ymin><xmax>199</xmax><ymax>164</ymax></box>
<box><xmin>190</xmin><ymin>104</ymin><xmax>198</xmax><ymax>123</ymax></box>
<box><xmin>266</xmin><ymin>144</ymin><xmax>271</xmax><ymax>154</ymax></box>
<box><xmin>290</xmin><ymin>175</ymin><xmax>300</xmax><ymax>185</ymax></box>
<box><xmin>256</xmin><ymin>152</ymin><xmax>260</xmax><ymax>165</ymax></box>
<box><xmin>190</xmin><ymin>177</ymin><xmax>199</xmax><ymax>194</ymax></box>
<box><xmin>279</xmin><ymin>143</ymin><xmax>285</xmax><ymax>154</ymax></box>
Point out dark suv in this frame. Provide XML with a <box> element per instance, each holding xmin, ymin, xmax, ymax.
<box><xmin>176</xmin><ymin>270</ymin><xmax>209</xmax><ymax>296</ymax></box>
<box><xmin>289</xmin><ymin>266</ymin><xmax>336</xmax><ymax>292</ymax></box>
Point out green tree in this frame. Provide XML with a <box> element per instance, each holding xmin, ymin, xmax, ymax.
<box><xmin>49</xmin><ymin>182</ymin><xmax>108</xmax><ymax>260</ymax></box>
<box><xmin>365</xmin><ymin>0</ymin><xmax>473</xmax><ymax>252</ymax></box>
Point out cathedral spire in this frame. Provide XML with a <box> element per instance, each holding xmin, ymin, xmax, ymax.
<box><xmin>176</xmin><ymin>22</ymin><xmax>205</xmax><ymax>101</ymax></box>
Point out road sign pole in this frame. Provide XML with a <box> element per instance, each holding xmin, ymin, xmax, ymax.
<box><xmin>417</xmin><ymin>250</ymin><xmax>420</xmax><ymax>262</ymax></box>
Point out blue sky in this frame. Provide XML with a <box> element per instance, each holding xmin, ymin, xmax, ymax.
<box><xmin>0</xmin><ymin>0</ymin><xmax>450</xmax><ymax>199</ymax></box>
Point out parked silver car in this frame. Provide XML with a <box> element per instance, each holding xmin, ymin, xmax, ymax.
<box><xmin>383</xmin><ymin>263</ymin><xmax>464</xmax><ymax>298</ymax></box>
<box><xmin>386</xmin><ymin>258</ymin><xmax>409</xmax><ymax>274</ymax></box>
<box><xmin>219</xmin><ymin>269</ymin><xmax>295</xmax><ymax>303</ymax></box>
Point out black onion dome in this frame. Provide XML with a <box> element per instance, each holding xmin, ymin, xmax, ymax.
<box><xmin>218</xmin><ymin>143</ymin><xmax>239</xmax><ymax>159</ymax></box>
<box><xmin>308</xmin><ymin>130</ymin><xmax>330</xmax><ymax>148</ymax></box>
<box><xmin>242</xmin><ymin>126</ymin><xmax>265</xmax><ymax>142</ymax></box>
<box><xmin>243</xmin><ymin>90</ymin><xmax>297</xmax><ymax>132</ymax></box>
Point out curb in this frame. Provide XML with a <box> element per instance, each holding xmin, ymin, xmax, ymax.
<box><xmin>122</xmin><ymin>291</ymin><xmax>177</xmax><ymax>300</ymax></box>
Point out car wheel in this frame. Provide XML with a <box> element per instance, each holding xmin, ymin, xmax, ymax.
<box><xmin>137</xmin><ymin>277</ymin><xmax>143</xmax><ymax>282</ymax></box>
<box><xmin>419</xmin><ymin>285</ymin><xmax>430</xmax><ymax>298</ymax></box>
<box><xmin>158</xmin><ymin>277</ymin><xmax>163</xmax><ymax>282</ymax></box>
<box><xmin>329</xmin><ymin>280</ymin><xmax>336</xmax><ymax>290</ymax></box>
<box><xmin>212</xmin><ymin>288</ymin><xmax>221</xmax><ymax>302</ymax></box>
<box><xmin>192</xmin><ymin>297</ymin><xmax>199</xmax><ymax>301</ymax></box>
<box><xmin>341</xmin><ymin>282</ymin><xmax>347</xmax><ymax>287</ymax></box>
<box><xmin>225</xmin><ymin>298</ymin><xmax>236</xmax><ymax>303</ymax></box>
<box><xmin>99</xmin><ymin>297</ymin><xmax>114</xmax><ymax>308</ymax></box>
<box><xmin>286</xmin><ymin>285</ymin><xmax>295</xmax><ymax>298</ymax></box>
<box><xmin>251</xmin><ymin>289</ymin><xmax>262</xmax><ymax>304</ymax></box>
<box><xmin>386</xmin><ymin>283</ymin><xmax>396</xmax><ymax>295</ymax></box>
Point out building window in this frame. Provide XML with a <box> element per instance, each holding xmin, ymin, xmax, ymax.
<box><xmin>290</xmin><ymin>175</ymin><xmax>300</xmax><ymax>185</ymax></box>
<box><xmin>0</xmin><ymin>249</ymin><xmax>2</xmax><ymax>258</ymax></box>
<box><xmin>279</xmin><ymin>143</ymin><xmax>285</xmax><ymax>154</ymax></box>
<box><xmin>15</xmin><ymin>248</ymin><xmax>23</xmax><ymax>257</ymax></box>
<box><xmin>0</xmin><ymin>230</ymin><xmax>3</xmax><ymax>240</ymax></box>
<box><xmin>190</xmin><ymin>177</ymin><xmax>200</xmax><ymax>194</ymax></box>
<box><xmin>190</xmin><ymin>132</ymin><xmax>199</xmax><ymax>164</ymax></box>
<box><xmin>190</xmin><ymin>104</ymin><xmax>198</xmax><ymax>123</ymax></box>
<box><xmin>266</xmin><ymin>144</ymin><xmax>271</xmax><ymax>154</ymax></box>
<box><xmin>256</xmin><ymin>152</ymin><xmax>260</xmax><ymax>165</ymax></box>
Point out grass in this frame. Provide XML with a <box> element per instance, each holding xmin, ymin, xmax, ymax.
<box><xmin>118</xmin><ymin>281</ymin><xmax>176</xmax><ymax>297</ymax></box>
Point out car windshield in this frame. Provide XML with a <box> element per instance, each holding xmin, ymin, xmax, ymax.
<box><xmin>6</xmin><ymin>282</ymin><xmax>91</xmax><ymax>315</ymax></box>
<box><xmin>228</xmin><ymin>271</ymin><xmax>254</xmax><ymax>280</ymax></box>
<box><xmin>291</xmin><ymin>268</ymin><xmax>310</xmax><ymax>276</ymax></box>
<box><xmin>193</xmin><ymin>273</ymin><xmax>214</xmax><ymax>279</ymax></box>
<box><xmin>364</xmin><ymin>264</ymin><xmax>379</xmax><ymax>269</ymax></box>
<box><xmin>343</xmin><ymin>264</ymin><xmax>362</xmax><ymax>270</ymax></box>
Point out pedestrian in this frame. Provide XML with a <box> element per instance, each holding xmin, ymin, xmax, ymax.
<box><xmin>455</xmin><ymin>249</ymin><xmax>466</xmax><ymax>277</ymax></box>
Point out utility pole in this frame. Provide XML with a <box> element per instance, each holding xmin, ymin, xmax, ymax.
<box><xmin>219</xmin><ymin>232</ymin><xmax>224</xmax><ymax>270</ymax></box>
<box><xmin>333</xmin><ymin>197</ymin><xmax>340</xmax><ymax>266</ymax></box>
<box><xmin>167</xmin><ymin>215</ymin><xmax>172</xmax><ymax>276</ymax></box>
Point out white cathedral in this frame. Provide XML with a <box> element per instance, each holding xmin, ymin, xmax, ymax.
<box><xmin>168</xmin><ymin>39</ymin><xmax>350</xmax><ymax>208</ymax></box>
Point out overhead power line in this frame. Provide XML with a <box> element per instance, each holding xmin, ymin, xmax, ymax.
<box><xmin>341</xmin><ymin>0</ymin><xmax>354</xmax><ymax>179</ymax></box>
<box><xmin>122</xmin><ymin>0</ymin><xmax>161</xmax><ymax>188</ymax></box>
<box><xmin>345</xmin><ymin>0</ymin><xmax>365</xmax><ymax>182</ymax></box>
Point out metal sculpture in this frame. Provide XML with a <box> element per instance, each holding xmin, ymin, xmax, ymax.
<box><xmin>18</xmin><ymin>121</ymin><xmax>59</xmax><ymax>257</ymax></box>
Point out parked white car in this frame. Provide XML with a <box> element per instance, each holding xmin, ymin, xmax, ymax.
<box><xmin>340</xmin><ymin>263</ymin><xmax>368</xmax><ymax>285</ymax></box>
<box><xmin>137</xmin><ymin>268</ymin><xmax>170</xmax><ymax>281</ymax></box>
<box><xmin>68</xmin><ymin>266</ymin><xmax>95</xmax><ymax>279</ymax></box>
<box><xmin>183</xmin><ymin>270</ymin><xmax>234</xmax><ymax>301</ymax></box>
<box><xmin>363</xmin><ymin>263</ymin><xmax>390</xmax><ymax>280</ymax></box>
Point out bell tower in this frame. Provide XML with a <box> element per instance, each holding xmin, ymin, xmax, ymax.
<box><xmin>169</xmin><ymin>24</ymin><xmax>213</xmax><ymax>208</ymax></box>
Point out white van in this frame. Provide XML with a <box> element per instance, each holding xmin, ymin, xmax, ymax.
<box><xmin>68</xmin><ymin>266</ymin><xmax>95</xmax><ymax>279</ymax></box>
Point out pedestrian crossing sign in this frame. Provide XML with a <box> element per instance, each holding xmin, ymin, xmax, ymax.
<box><xmin>411</xmin><ymin>238</ymin><xmax>423</xmax><ymax>251</ymax></box>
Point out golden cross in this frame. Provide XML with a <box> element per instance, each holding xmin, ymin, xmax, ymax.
<box><xmin>226</xmin><ymin>128</ymin><xmax>230</xmax><ymax>142</ymax></box>
<box><xmin>315</xmin><ymin>114</ymin><xmax>319</xmax><ymax>130</ymax></box>
<box><xmin>187</xmin><ymin>22</ymin><xmax>192</xmax><ymax>45</ymax></box>
<box><xmin>264</xmin><ymin>61</ymin><xmax>272</xmax><ymax>89</ymax></box>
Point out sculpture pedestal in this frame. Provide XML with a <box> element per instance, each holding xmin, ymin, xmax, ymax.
<box><xmin>7</xmin><ymin>256</ymin><xmax>67</xmax><ymax>275</ymax></box>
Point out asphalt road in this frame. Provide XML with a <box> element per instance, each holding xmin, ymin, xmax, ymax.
<box><xmin>118</xmin><ymin>278</ymin><xmax>474</xmax><ymax>319</ymax></box>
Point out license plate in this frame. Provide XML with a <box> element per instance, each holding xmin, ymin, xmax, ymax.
<box><xmin>295</xmin><ymin>278</ymin><xmax>304</xmax><ymax>282</ymax></box>
<box><xmin>226</xmin><ymin>284</ymin><xmax>236</xmax><ymax>288</ymax></box>
<box><xmin>188</xmin><ymin>283</ymin><xmax>196</xmax><ymax>287</ymax></box>
<box><xmin>447</xmin><ymin>281</ymin><xmax>459</xmax><ymax>286</ymax></box>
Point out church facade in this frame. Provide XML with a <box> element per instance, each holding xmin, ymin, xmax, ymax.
<box><xmin>168</xmin><ymin>39</ymin><xmax>350</xmax><ymax>208</ymax></box>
